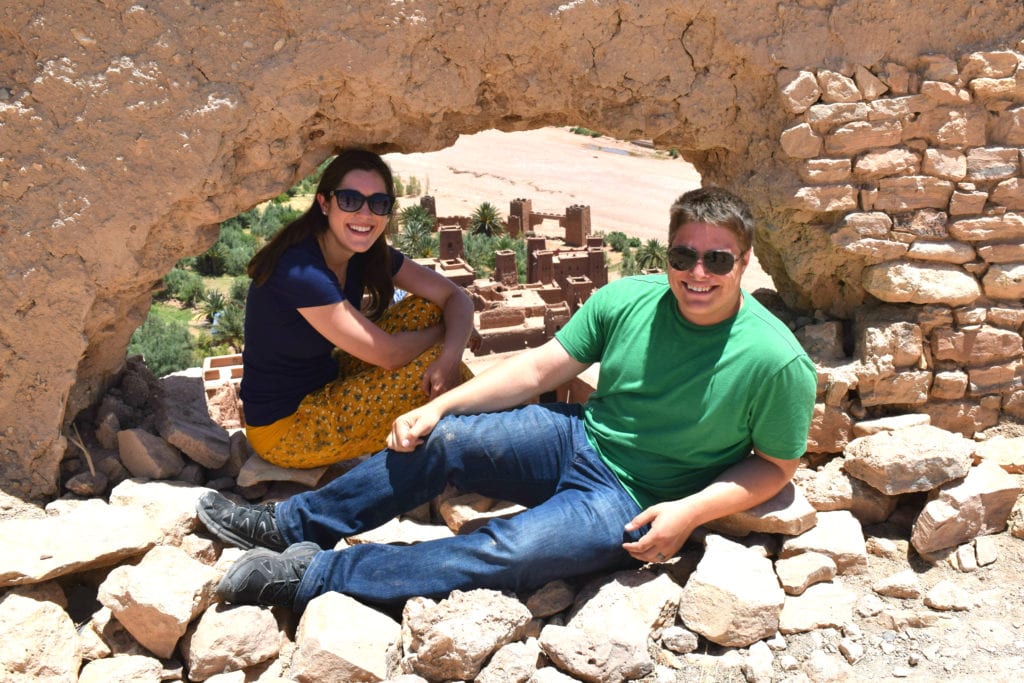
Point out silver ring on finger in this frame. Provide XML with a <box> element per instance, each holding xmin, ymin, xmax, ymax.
<box><xmin>656</xmin><ymin>553</ymin><xmax>666</xmax><ymax>562</ymax></box>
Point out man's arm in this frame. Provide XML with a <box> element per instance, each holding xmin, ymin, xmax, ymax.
<box><xmin>621</xmin><ymin>449</ymin><xmax>800</xmax><ymax>563</ymax></box>
<box><xmin>388</xmin><ymin>337</ymin><xmax>590</xmax><ymax>451</ymax></box>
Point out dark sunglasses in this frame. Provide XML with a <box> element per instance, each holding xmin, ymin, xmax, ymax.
<box><xmin>329</xmin><ymin>189</ymin><xmax>395</xmax><ymax>216</ymax></box>
<box><xmin>667</xmin><ymin>245</ymin><xmax>739</xmax><ymax>276</ymax></box>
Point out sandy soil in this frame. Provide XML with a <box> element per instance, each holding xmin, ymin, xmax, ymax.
<box><xmin>383</xmin><ymin>126</ymin><xmax>776</xmax><ymax>291</ymax></box>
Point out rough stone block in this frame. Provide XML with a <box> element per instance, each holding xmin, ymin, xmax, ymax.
<box><xmin>906</xmin><ymin>240</ymin><xmax>976</xmax><ymax>264</ymax></box>
<box><xmin>854</xmin><ymin>148</ymin><xmax>920</xmax><ymax>179</ymax></box>
<box><xmin>780</xmin><ymin>123</ymin><xmax>822</xmax><ymax>158</ymax></box>
<box><xmin>843</xmin><ymin>424</ymin><xmax>974</xmax><ymax>495</ymax></box>
<box><xmin>862</xmin><ymin>261</ymin><xmax>981</xmax><ymax>306</ymax></box>
<box><xmin>982</xmin><ymin>262</ymin><xmax>1024</xmax><ymax>299</ymax></box>
<box><xmin>800</xmin><ymin>158</ymin><xmax>852</xmax><ymax>183</ymax></box>
<box><xmin>922</xmin><ymin>148</ymin><xmax>967</xmax><ymax>181</ymax></box>
<box><xmin>930</xmin><ymin>325</ymin><xmax>1023</xmax><ymax>365</ymax></box>
<box><xmin>949</xmin><ymin>213</ymin><xmax>1024</xmax><ymax>241</ymax></box>
<box><xmin>825</xmin><ymin>120</ymin><xmax>902</xmax><ymax>155</ymax></box>
<box><xmin>791</xmin><ymin>185</ymin><xmax>859</xmax><ymax>212</ymax></box>
<box><xmin>922</xmin><ymin>396</ymin><xmax>1002</xmax><ymax>436</ymax></box>
<box><xmin>965</xmin><ymin>147</ymin><xmax>1020</xmax><ymax>182</ymax></box>
<box><xmin>779</xmin><ymin>510</ymin><xmax>867</xmax><ymax>574</ymax></box>
<box><xmin>678</xmin><ymin>535</ymin><xmax>785</xmax><ymax>647</ymax></box>
<box><xmin>911</xmin><ymin>461</ymin><xmax>1024</xmax><ymax>554</ymax></box>
<box><xmin>779</xmin><ymin>69</ymin><xmax>822</xmax><ymax>114</ymax></box>
<box><xmin>872</xmin><ymin>176</ymin><xmax>955</xmax><ymax>212</ymax></box>
<box><xmin>817</xmin><ymin>70</ymin><xmax>861</xmax><ymax>104</ymax></box>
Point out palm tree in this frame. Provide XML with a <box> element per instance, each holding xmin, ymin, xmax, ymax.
<box><xmin>212</xmin><ymin>302</ymin><xmax>246</xmax><ymax>353</ymax></box>
<box><xmin>394</xmin><ymin>205</ymin><xmax>438</xmax><ymax>257</ymax></box>
<box><xmin>399</xmin><ymin>204</ymin><xmax>436</xmax><ymax>233</ymax></box>
<box><xmin>635</xmin><ymin>239</ymin><xmax>667</xmax><ymax>271</ymax></box>
<box><xmin>470</xmin><ymin>202</ymin><xmax>504</xmax><ymax>237</ymax></box>
<box><xmin>200</xmin><ymin>290</ymin><xmax>226</xmax><ymax>323</ymax></box>
<box><xmin>394</xmin><ymin>222</ymin><xmax>437</xmax><ymax>258</ymax></box>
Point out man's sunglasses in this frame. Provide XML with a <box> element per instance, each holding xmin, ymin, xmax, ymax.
<box><xmin>667</xmin><ymin>246</ymin><xmax>739</xmax><ymax>276</ymax></box>
<box><xmin>329</xmin><ymin>189</ymin><xmax>395</xmax><ymax>216</ymax></box>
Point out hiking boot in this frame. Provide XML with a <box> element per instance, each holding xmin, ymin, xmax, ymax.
<box><xmin>216</xmin><ymin>541</ymin><xmax>320</xmax><ymax>608</ymax></box>
<box><xmin>196</xmin><ymin>491</ymin><xmax>287</xmax><ymax>552</ymax></box>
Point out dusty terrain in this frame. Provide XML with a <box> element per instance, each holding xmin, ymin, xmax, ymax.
<box><xmin>383</xmin><ymin>126</ymin><xmax>776</xmax><ymax>292</ymax></box>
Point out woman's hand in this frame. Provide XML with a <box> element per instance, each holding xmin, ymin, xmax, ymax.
<box><xmin>467</xmin><ymin>327</ymin><xmax>483</xmax><ymax>353</ymax></box>
<box><xmin>421</xmin><ymin>354</ymin><xmax>464</xmax><ymax>399</ymax></box>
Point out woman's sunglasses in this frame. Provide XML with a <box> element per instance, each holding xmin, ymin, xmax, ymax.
<box><xmin>329</xmin><ymin>189</ymin><xmax>395</xmax><ymax>216</ymax></box>
<box><xmin>667</xmin><ymin>246</ymin><xmax>738</xmax><ymax>276</ymax></box>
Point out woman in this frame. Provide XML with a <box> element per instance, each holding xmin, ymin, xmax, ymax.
<box><xmin>239</xmin><ymin>149</ymin><xmax>475</xmax><ymax>468</ymax></box>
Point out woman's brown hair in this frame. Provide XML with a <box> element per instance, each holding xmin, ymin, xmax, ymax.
<box><xmin>247</xmin><ymin>149</ymin><xmax>396</xmax><ymax>320</ymax></box>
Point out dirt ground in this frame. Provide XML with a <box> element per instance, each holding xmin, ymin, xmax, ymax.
<box><xmin>383</xmin><ymin>126</ymin><xmax>776</xmax><ymax>291</ymax></box>
<box><xmin>669</xmin><ymin>528</ymin><xmax>1024</xmax><ymax>682</ymax></box>
<box><xmin>386</xmin><ymin>129</ymin><xmax>1024</xmax><ymax>681</ymax></box>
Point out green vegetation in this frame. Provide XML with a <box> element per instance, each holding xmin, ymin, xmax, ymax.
<box><xmin>394</xmin><ymin>205</ymin><xmax>438</xmax><ymax>257</ymax></box>
<box><xmin>469</xmin><ymin>201</ymin><xmax>504</xmax><ymax>237</ymax></box>
<box><xmin>394</xmin><ymin>174</ymin><xmax>428</xmax><ymax>197</ymax></box>
<box><xmin>128</xmin><ymin>307</ymin><xmax>198</xmax><ymax>378</ymax></box>
<box><xmin>569</xmin><ymin>125</ymin><xmax>602</xmax><ymax>138</ymax></box>
<box><xmin>211</xmin><ymin>299</ymin><xmax>246</xmax><ymax>353</ymax></box>
<box><xmin>618</xmin><ymin>247</ymin><xmax>640</xmax><ymax>277</ymax></box>
<box><xmin>158</xmin><ymin>267</ymin><xmax>206</xmax><ymax>307</ymax></box>
<box><xmin>199</xmin><ymin>290</ymin><xmax>226</xmax><ymax>323</ymax></box>
<box><xmin>599</xmin><ymin>231</ymin><xmax>641</xmax><ymax>253</ymax></box>
<box><xmin>635</xmin><ymin>239</ymin><xmax>668</xmax><ymax>271</ymax></box>
<box><xmin>464</xmin><ymin>232</ymin><xmax>526</xmax><ymax>282</ymax></box>
<box><xmin>134</xmin><ymin>196</ymin><xmax>292</xmax><ymax>375</ymax></box>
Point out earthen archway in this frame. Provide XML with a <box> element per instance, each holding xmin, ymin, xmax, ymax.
<box><xmin>3</xmin><ymin>1</ymin><xmax>1024</xmax><ymax>500</ymax></box>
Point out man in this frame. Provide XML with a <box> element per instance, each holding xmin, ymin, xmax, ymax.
<box><xmin>198</xmin><ymin>186</ymin><xmax>818</xmax><ymax>611</ymax></box>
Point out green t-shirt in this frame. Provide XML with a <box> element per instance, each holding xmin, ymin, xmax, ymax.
<box><xmin>554</xmin><ymin>274</ymin><xmax>817</xmax><ymax>509</ymax></box>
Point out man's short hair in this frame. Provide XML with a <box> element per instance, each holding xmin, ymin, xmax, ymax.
<box><xmin>668</xmin><ymin>187</ymin><xmax>754</xmax><ymax>253</ymax></box>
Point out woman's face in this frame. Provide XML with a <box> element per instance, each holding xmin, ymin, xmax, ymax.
<box><xmin>316</xmin><ymin>169</ymin><xmax>391</xmax><ymax>259</ymax></box>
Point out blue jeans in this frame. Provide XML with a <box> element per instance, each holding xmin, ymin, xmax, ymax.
<box><xmin>275</xmin><ymin>403</ymin><xmax>646</xmax><ymax>609</ymax></box>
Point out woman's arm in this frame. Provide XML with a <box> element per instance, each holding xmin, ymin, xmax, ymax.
<box><xmin>298</xmin><ymin>299</ymin><xmax>442</xmax><ymax>370</ymax></box>
<box><xmin>392</xmin><ymin>259</ymin><xmax>475</xmax><ymax>396</ymax></box>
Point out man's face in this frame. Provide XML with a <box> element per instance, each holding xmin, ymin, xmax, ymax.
<box><xmin>667</xmin><ymin>221</ymin><xmax>749</xmax><ymax>326</ymax></box>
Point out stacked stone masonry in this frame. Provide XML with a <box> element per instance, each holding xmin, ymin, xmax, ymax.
<box><xmin>780</xmin><ymin>47</ymin><xmax>1024</xmax><ymax>447</ymax></box>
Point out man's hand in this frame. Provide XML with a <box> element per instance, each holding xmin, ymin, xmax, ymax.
<box><xmin>387</xmin><ymin>404</ymin><xmax>444</xmax><ymax>452</ymax></box>
<box><xmin>621</xmin><ymin>451</ymin><xmax>801</xmax><ymax>563</ymax></box>
<box><xmin>621</xmin><ymin>500</ymin><xmax>699</xmax><ymax>564</ymax></box>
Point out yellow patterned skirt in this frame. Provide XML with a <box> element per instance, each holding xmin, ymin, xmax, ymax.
<box><xmin>245</xmin><ymin>295</ymin><xmax>470</xmax><ymax>468</ymax></box>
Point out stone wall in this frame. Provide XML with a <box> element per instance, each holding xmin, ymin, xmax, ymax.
<box><xmin>3</xmin><ymin>1</ymin><xmax>1024</xmax><ymax>500</ymax></box>
<box><xmin>776</xmin><ymin>50</ymin><xmax>1024</xmax><ymax>451</ymax></box>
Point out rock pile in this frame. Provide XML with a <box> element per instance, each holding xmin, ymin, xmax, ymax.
<box><xmin>1</xmin><ymin>358</ymin><xmax>1023</xmax><ymax>682</ymax></box>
